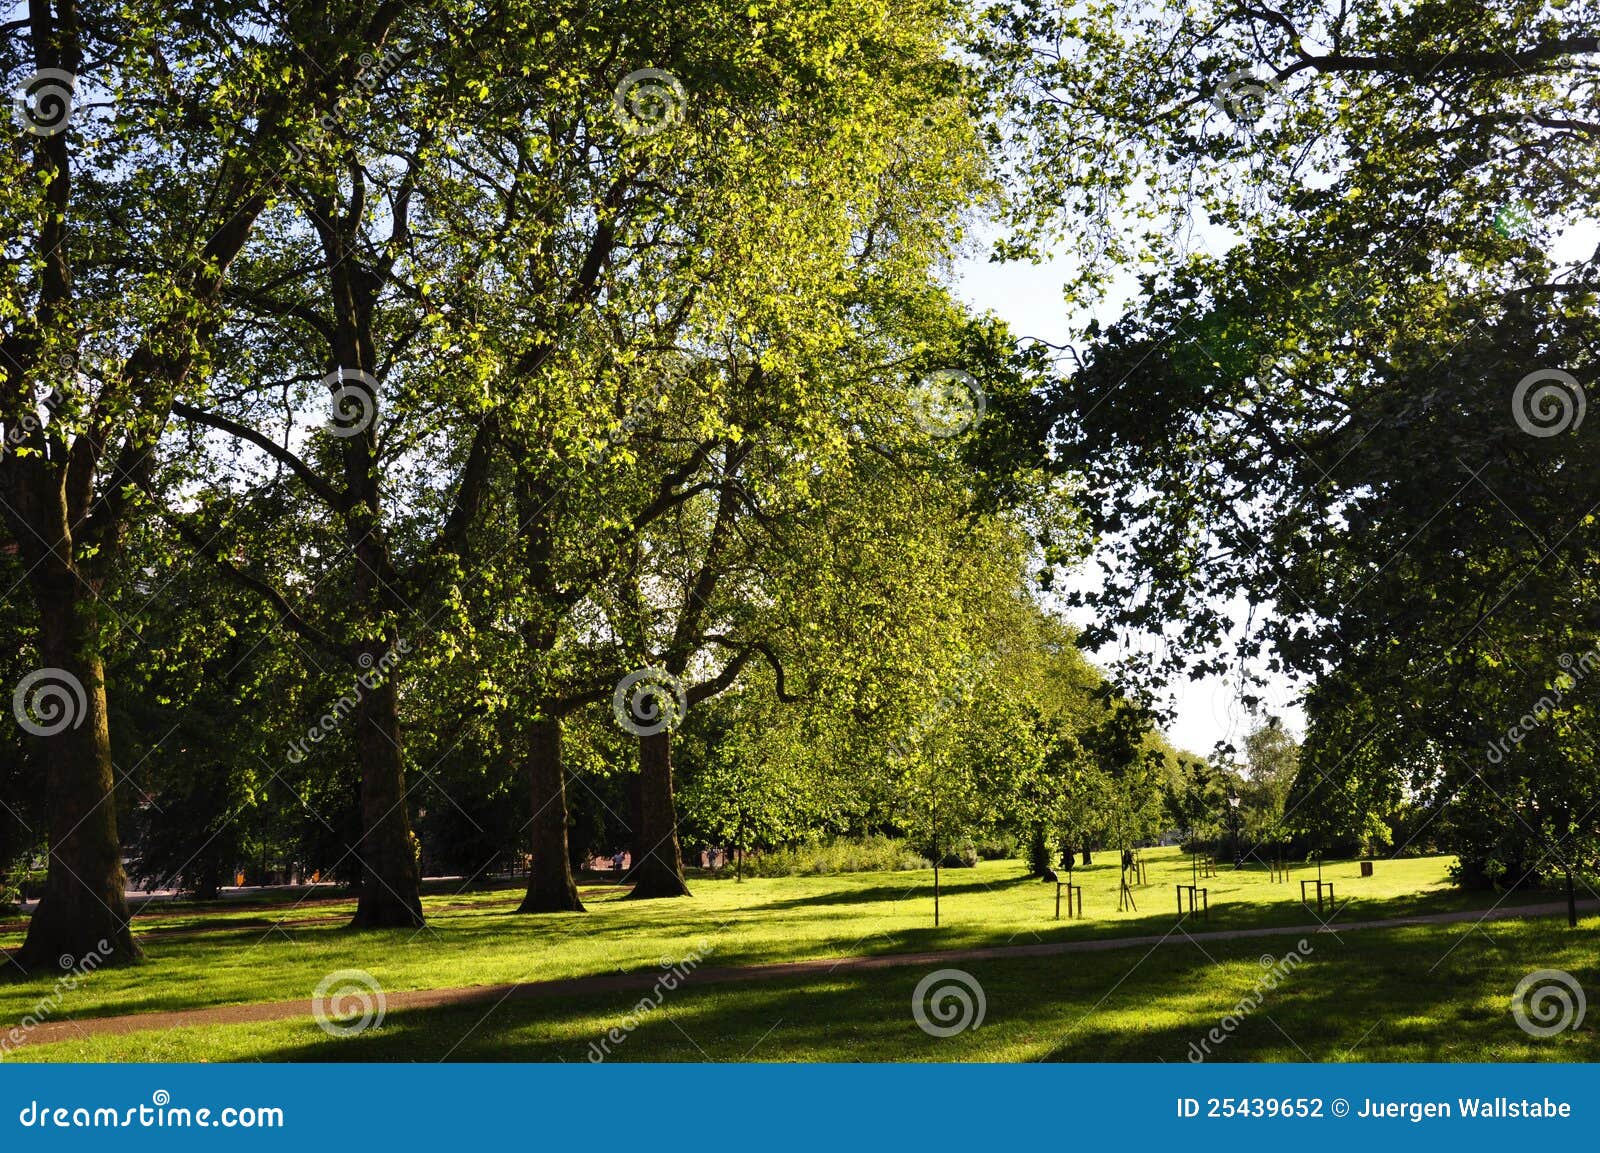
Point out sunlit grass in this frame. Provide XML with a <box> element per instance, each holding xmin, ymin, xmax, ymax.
<box><xmin>12</xmin><ymin>912</ymin><xmax>1596</xmax><ymax>1063</ymax></box>
<box><xmin>0</xmin><ymin>849</ymin><xmax>1565</xmax><ymax>1037</ymax></box>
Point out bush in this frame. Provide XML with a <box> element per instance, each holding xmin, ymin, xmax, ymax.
<box><xmin>743</xmin><ymin>836</ymin><xmax>931</xmax><ymax>877</ymax></box>
<box><xmin>975</xmin><ymin>833</ymin><xmax>1018</xmax><ymax>861</ymax></box>
<box><xmin>937</xmin><ymin>843</ymin><xmax>980</xmax><ymax>869</ymax></box>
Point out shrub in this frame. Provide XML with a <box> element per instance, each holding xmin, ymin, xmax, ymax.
<box><xmin>743</xmin><ymin>835</ymin><xmax>930</xmax><ymax>877</ymax></box>
<box><xmin>937</xmin><ymin>842</ymin><xmax>980</xmax><ymax>869</ymax></box>
<box><xmin>976</xmin><ymin>833</ymin><xmax>1018</xmax><ymax>861</ymax></box>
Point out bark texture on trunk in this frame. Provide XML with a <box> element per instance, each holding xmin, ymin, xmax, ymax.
<box><xmin>349</xmin><ymin>668</ymin><xmax>424</xmax><ymax>928</ymax></box>
<box><xmin>17</xmin><ymin>595</ymin><xmax>139</xmax><ymax>969</ymax></box>
<box><xmin>518</xmin><ymin>713</ymin><xmax>585</xmax><ymax>913</ymax></box>
<box><xmin>628</xmin><ymin>730</ymin><xmax>690</xmax><ymax>899</ymax></box>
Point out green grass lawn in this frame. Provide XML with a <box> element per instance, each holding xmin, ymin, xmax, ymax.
<box><xmin>11</xmin><ymin>914</ymin><xmax>1597</xmax><ymax>1063</ymax></box>
<box><xmin>2</xmin><ymin>849</ymin><xmax>1593</xmax><ymax>1062</ymax></box>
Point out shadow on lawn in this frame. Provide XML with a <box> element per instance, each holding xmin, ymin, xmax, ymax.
<box><xmin>746</xmin><ymin>869</ymin><xmax>1043</xmax><ymax>912</ymax></box>
<box><xmin>231</xmin><ymin>916</ymin><xmax>1597</xmax><ymax>1063</ymax></box>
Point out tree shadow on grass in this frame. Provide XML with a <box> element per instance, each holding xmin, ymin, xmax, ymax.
<box><xmin>230</xmin><ymin>916</ymin><xmax>1599</xmax><ymax>1064</ymax></box>
<box><xmin>748</xmin><ymin>870</ymin><xmax>1042</xmax><ymax>913</ymax></box>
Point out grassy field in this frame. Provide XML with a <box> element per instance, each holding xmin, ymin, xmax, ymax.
<box><xmin>2</xmin><ymin>849</ymin><xmax>1594</xmax><ymax>1062</ymax></box>
<box><xmin>10</xmin><ymin>914</ymin><xmax>1597</xmax><ymax>1063</ymax></box>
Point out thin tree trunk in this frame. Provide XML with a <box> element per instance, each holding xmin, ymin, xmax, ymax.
<box><xmin>349</xmin><ymin>664</ymin><xmax>423</xmax><ymax>928</ymax></box>
<box><xmin>518</xmin><ymin>713</ymin><xmax>584</xmax><ymax>913</ymax></box>
<box><xmin>628</xmin><ymin>730</ymin><xmax>690</xmax><ymax>899</ymax></box>
<box><xmin>1566</xmin><ymin>866</ymin><xmax>1577</xmax><ymax>928</ymax></box>
<box><xmin>933</xmin><ymin>862</ymin><xmax>941</xmax><ymax>927</ymax></box>
<box><xmin>17</xmin><ymin>594</ymin><xmax>139</xmax><ymax>968</ymax></box>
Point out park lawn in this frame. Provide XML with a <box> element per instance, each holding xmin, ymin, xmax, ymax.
<box><xmin>0</xmin><ymin>850</ymin><xmax>1572</xmax><ymax>1030</ymax></box>
<box><xmin>10</xmin><ymin>912</ymin><xmax>1597</xmax><ymax>1062</ymax></box>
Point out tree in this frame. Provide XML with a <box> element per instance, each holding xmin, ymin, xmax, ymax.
<box><xmin>420</xmin><ymin>0</ymin><xmax>998</xmax><ymax>911</ymax></box>
<box><xmin>0</xmin><ymin>1</ymin><xmax>346</xmax><ymax>967</ymax></box>
<box><xmin>1240</xmin><ymin>717</ymin><xmax>1298</xmax><ymax>857</ymax></box>
<box><xmin>161</xmin><ymin>4</ymin><xmax>606</xmax><ymax>927</ymax></box>
<box><xmin>1025</xmin><ymin>0</ymin><xmax>1600</xmax><ymax>898</ymax></box>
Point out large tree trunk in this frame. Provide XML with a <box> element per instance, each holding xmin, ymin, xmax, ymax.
<box><xmin>628</xmin><ymin>731</ymin><xmax>690</xmax><ymax>899</ymax></box>
<box><xmin>518</xmin><ymin>714</ymin><xmax>584</xmax><ymax>913</ymax></box>
<box><xmin>349</xmin><ymin>664</ymin><xmax>424</xmax><ymax>928</ymax></box>
<box><xmin>625</xmin><ymin>772</ymin><xmax>643</xmax><ymax>879</ymax></box>
<box><xmin>17</xmin><ymin>593</ymin><xmax>139</xmax><ymax>969</ymax></box>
